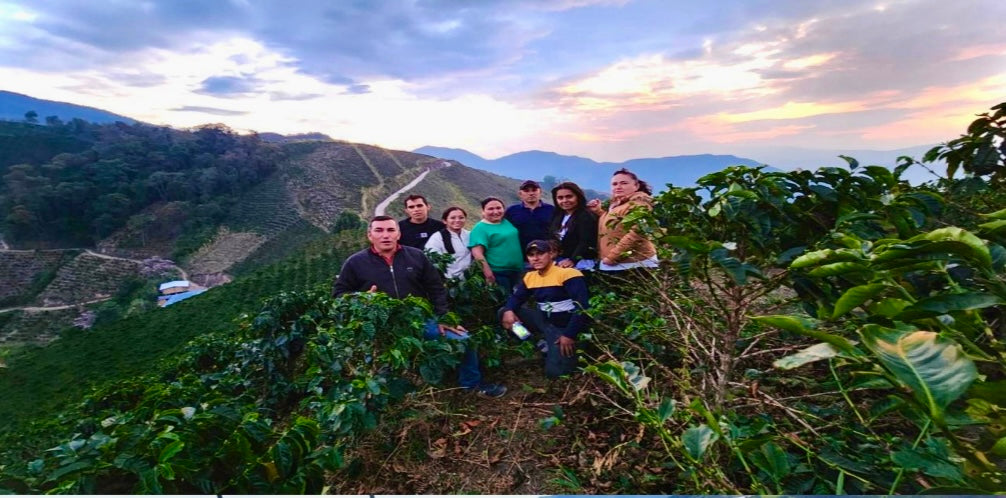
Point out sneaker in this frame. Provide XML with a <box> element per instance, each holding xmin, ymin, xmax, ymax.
<box><xmin>536</xmin><ymin>339</ymin><xmax>549</xmax><ymax>353</ymax></box>
<box><xmin>468</xmin><ymin>383</ymin><xmax>507</xmax><ymax>398</ymax></box>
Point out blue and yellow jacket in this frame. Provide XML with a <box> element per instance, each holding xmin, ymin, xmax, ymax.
<box><xmin>503</xmin><ymin>265</ymin><xmax>589</xmax><ymax>339</ymax></box>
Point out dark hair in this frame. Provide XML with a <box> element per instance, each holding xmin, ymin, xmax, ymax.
<box><xmin>612</xmin><ymin>168</ymin><xmax>652</xmax><ymax>196</ymax></box>
<box><xmin>480</xmin><ymin>197</ymin><xmax>505</xmax><ymax>209</ymax></box>
<box><xmin>551</xmin><ymin>181</ymin><xmax>588</xmax><ymax>211</ymax></box>
<box><xmin>441</xmin><ymin>206</ymin><xmax>467</xmax><ymax>221</ymax></box>
<box><xmin>368</xmin><ymin>215</ymin><xmax>396</xmax><ymax>229</ymax></box>
<box><xmin>403</xmin><ymin>194</ymin><xmax>428</xmax><ymax>207</ymax></box>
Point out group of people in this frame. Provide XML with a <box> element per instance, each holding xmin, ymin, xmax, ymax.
<box><xmin>332</xmin><ymin>168</ymin><xmax>658</xmax><ymax>398</ymax></box>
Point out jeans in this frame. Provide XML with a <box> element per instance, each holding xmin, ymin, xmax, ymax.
<box><xmin>422</xmin><ymin>319</ymin><xmax>482</xmax><ymax>388</ymax></box>
<box><xmin>492</xmin><ymin>270</ymin><xmax>522</xmax><ymax>295</ymax></box>
<box><xmin>503</xmin><ymin>305</ymin><xmax>578</xmax><ymax>378</ymax></box>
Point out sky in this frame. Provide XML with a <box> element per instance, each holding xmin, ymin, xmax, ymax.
<box><xmin>0</xmin><ymin>0</ymin><xmax>1003</xmax><ymax>162</ymax></box>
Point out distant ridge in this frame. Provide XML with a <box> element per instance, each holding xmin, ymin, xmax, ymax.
<box><xmin>0</xmin><ymin>90</ymin><xmax>136</xmax><ymax>124</ymax></box>
<box><xmin>258</xmin><ymin>131</ymin><xmax>333</xmax><ymax>143</ymax></box>
<box><xmin>415</xmin><ymin>146</ymin><xmax>764</xmax><ymax>191</ymax></box>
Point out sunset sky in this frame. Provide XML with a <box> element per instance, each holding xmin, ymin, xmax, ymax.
<box><xmin>0</xmin><ymin>0</ymin><xmax>1003</xmax><ymax>161</ymax></box>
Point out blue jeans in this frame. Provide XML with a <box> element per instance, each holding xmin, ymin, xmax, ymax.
<box><xmin>504</xmin><ymin>305</ymin><xmax>578</xmax><ymax>378</ymax></box>
<box><xmin>492</xmin><ymin>270</ymin><xmax>522</xmax><ymax>295</ymax></box>
<box><xmin>422</xmin><ymin>319</ymin><xmax>482</xmax><ymax>388</ymax></box>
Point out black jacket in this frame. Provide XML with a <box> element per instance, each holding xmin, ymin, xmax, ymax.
<box><xmin>550</xmin><ymin>208</ymin><xmax>599</xmax><ymax>263</ymax></box>
<box><xmin>332</xmin><ymin>245</ymin><xmax>449</xmax><ymax>315</ymax></box>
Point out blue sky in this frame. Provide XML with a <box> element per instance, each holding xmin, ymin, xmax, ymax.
<box><xmin>0</xmin><ymin>0</ymin><xmax>1003</xmax><ymax>161</ymax></box>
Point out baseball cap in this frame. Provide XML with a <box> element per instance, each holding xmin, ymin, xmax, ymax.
<box><xmin>519</xmin><ymin>179</ymin><xmax>541</xmax><ymax>190</ymax></box>
<box><xmin>525</xmin><ymin>239</ymin><xmax>553</xmax><ymax>254</ymax></box>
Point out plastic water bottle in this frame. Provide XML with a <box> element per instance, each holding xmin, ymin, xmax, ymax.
<box><xmin>510</xmin><ymin>321</ymin><xmax>531</xmax><ymax>340</ymax></box>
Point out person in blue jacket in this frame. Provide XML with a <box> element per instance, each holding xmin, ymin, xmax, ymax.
<box><xmin>500</xmin><ymin>239</ymin><xmax>590</xmax><ymax>378</ymax></box>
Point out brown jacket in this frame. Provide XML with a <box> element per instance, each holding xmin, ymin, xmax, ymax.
<box><xmin>589</xmin><ymin>191</ymin><xmax>657</xmax><ymax>264</ymax></box>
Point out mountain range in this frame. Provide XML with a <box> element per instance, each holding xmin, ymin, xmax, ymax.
<box><xmin>0</xmin><ymin>90</ymin><xmax>135</xmax><ymax>124</ymax></box>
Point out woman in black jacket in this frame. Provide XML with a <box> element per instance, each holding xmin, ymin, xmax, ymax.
<box><xmin>550</xmin><ymin>181</ymin><xmax>598</xmax><ymax>271</ymax></box>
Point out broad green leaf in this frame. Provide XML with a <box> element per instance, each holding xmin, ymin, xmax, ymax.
<box><xmin>657</xmin><ymin>398</ymin><xmax>675</xmax><ymax>422</ymax></box>
<box><xmin>896</xmin><ymin>293</ymin><xmax>1004</xmax><ymax>320</ymax></box>
<box><xmin>807</xmin><ymin>262</ymin><xmax>869</xmax><ymax>277</ymax></box>
<box><xmin>860</xmin><ymin>326</ymin><xmax>977</xmax><ymax>421</ymax></box>
<box><xmin>749</xmin><ymin>441</ymin><xmax>791</xmax><ymax>482</ymax></box>
<box><xmin>891</xmin><ymin>445</ymin><xmax>964</xmax><ymax>481</ymax></box>
<box><xmin>979</xmin><ymin>219</ymin><xmax>1006</xmax><ymax>233</ymax></box>
<box><xmin>832</xmin><ymin>283</ymin><xmax>889</xmax><ymax>319</ymax></box>
<box><xmin>158</xmin><ymin>440</ymin><xmax>184</xmax><ymax>464</ymax></box>
<box><xmin>682</xmin><ymin>424</ymin><xmax>718</xmax><ymax>461</ymax></box>
<box><xmin>966</xmin><ymin>380</ymin><xmax>1006</xmax><ymax>406</ymax></box>
<box><xmin>866</xmin><ymin>298</ymin><xmax>911</xmax><ymax>318</ymax></box>
<box><xmin>981</xmin><ymin>207</ymin><xmax>1006</xmax><ymax>219</ymax></box>
<box><xmin>791</xmin><ymin>249</ymin><xmax>861</xmax><ymax>269</ymax></box>
<box><xmin>991</xmin><ymin>436</ymin><xmax>1006</xmax><ymax>457</ymax></box>
<box><xmin>915</xmin><ymin>227</ymin><xmax>991</xmax><ymax>268</ymax></box>
<box><xmin>773</xmin><ymin>342</ymin><xmax>842</xmax><ymax>370</ymax></box>
<box><xmin>752</xmin><ymin>315</ymin><xmax>856</xmax><ymax>352</ymax></box>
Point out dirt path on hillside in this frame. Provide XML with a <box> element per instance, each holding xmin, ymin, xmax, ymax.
<box><xmin>352</xmin><ymin>144</ymin><xmax>384</xmax><ymax>214</ymax></box>
<box><xmin>82</xmin><ymin>250</ymin><xmax>189</xmax><ymax>281</ymax></box>
<box><xmin>0</xmin><ymin>297</ymin><xmax>112</xmax><ymax>314</ymax></box>
<box><xmin>374</xmin><ymin>168</ymin><xmax>432</xmax><ymax>216</ymax></box>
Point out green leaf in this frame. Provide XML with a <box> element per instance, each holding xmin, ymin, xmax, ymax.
<box><xmin>773</xmin><ymin>342</ymin><xmax>842</xmax><ymax>370</ymax></box>
<box><xmin>807</xmin><ymin>262</ymin><xmax>870</xmax><ymax>277</ymax></box>
<box><xmin>657</xmin><ymin>398</ymin><xmax>675</xmax><ymax>422</ymax></box>
<box><xmin>981</xmin><ymin>207</ymin><xmax>1006</xmax><ymax>219</ymax></box>
<box><xmin>892</xmin><ymin>444</ymin><xmax>964</xmax><ymax>481</ymax></box>
<box><xmin>866</xmin><ymin>298</ymin><xmax>911</xmax><ymax>318</ymax></box>
<box><xmin>158</xmin><ymin>440</ymin><xmax>184</xmax><ymax>464</ymax></box>
<box><xmin>832</xmin><ymin>283</ymin><xmax>889</xmax><ymax>319</ymax></box>
<box><xmin>750</xmin><ymin>441</ymin><xmax>791</xmax><ymax>482</ymax></box>
<box><xmin>791</xmin><ymin>249</ymin><xmax>861</xmax><ymax>269</ymax></box>
<box><xmin>991</xmin><ymin>436</ymin><xmax>1006</xmax><ymax>457</ymax></box>
<box><xmin>753</xmin><ymin>315</ymin><xmax>856</xmax><ymax>352</ymax></box>
<box><xmin>860</xmin><ymin>326</ymin><xmax>977</xmax><ymax>421</ymax></box>
<box><xmin>682</xmin><ymin>424</ymin><xmax>717</xmax><ymax>461</ymax></box>
<box><xmin>896</xmin><ymin>293</ymin><xmax>1004</xmax><ymax>320</ymax></box>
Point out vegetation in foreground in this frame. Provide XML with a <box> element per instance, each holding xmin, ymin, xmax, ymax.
<box><xmin>0</xmin><ymin>103</ymin><xmax>1004</xmax><ymax>494</ymax></box>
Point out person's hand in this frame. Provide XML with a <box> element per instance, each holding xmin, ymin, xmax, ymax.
<box><xmin>601</xmin><ymin>257</ymin><xmax>615</xmax><ymax>266</ymax></box>
<box><xmin>556</xmin><ymin>259</ymin><xmax>574</xmax><ymax>268</ymax></box>
<box><xmin>501</xmin><ymin>310</ymin><xmax>517</xmax><ymax>330</ymax></box>
<box><xmin>557</xmin><ymin>336</ymin><xmax>575</xmax><ymax>357</ymax></box>
<box><xmin>367</xmin><ymin>284</ymin><xmax>378</xmax><ymax>292</ymax></box>
<box><xmin>586</xmin><ymin>199</ymin><xmax>600</xmax><ymax>209</ymax></box>
<box><xmin>438</xmin><ymin>323</ymin><xmax>468</xmax><ymax>337</ymax></box>
<box><xmin>482</xmin><ymin>266</ymin><xmax>496</xmax><ymax>284</ymax></box>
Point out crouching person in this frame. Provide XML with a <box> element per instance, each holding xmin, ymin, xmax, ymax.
<box><xmin>500</xmin><ymin>239</ymin><xmax>590</xmax><ymax>378</ymax></box>
<box><xmin>333</xmin><ymin>215</ymin><xmax>506</xmax><ymax>398</ymax></box>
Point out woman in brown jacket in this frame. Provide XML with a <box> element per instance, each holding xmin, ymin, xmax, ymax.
<box><xmin>586</xmin><ymin>168</ymin><xmax>659</xmax><ymax>273</ymax></box>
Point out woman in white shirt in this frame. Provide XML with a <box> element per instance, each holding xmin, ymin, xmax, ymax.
<box><xmin>424</xmin><ymin>206</ymin><xmax>473</xmax><ymax>279</ymax></box>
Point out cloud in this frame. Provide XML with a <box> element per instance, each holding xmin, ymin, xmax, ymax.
<box><xmin>170</xmin><ymin>106</ymin><xmax>248</xmax><ymax>116</ymax></box>
<box><xmin>196</xmin><ymin>75</ymin><xmax>263</xmax><ymax>97</ymax></box>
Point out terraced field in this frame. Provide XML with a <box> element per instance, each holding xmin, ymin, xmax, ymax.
<box><xmin>0</xmin><ymin>308</ymin><xmax>79</xmax><ymax>345</ymax></box>
<box><xmin>0</xmin><ymin>251</ymin><xmax>74</xmax><ymax>306</ymax></box>
<box><xmin>33</xmin><ymin>253</ymin><xmax>141</xmax><ymax>307</ymax></box>
<box><xmin>225</xmin><ymin>169</ymin><xmax>304</xmax><ymax>237</ymax></box>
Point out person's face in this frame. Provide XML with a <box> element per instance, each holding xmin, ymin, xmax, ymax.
<box><xmin>526</xmin><ymin>249</ymin><xmax>556</xmax><ymax>271</ymax></box>
<box><xmin>519</xmin><ymin>187</ymin><xmax>541</xmax><ymax>205</ymax></box>
<box><xmin>368</xmin><ymin>219</ymin><xmax>401</xmax><ymax>251</ymax></box>
<box><xmin>482</xmin><ymin>200</ymin><xmax>505</xmax><ymax>223</ymax></box>
<box><xmin>554</xmin><ymin>188</ymin><xmax>578</xmax><ymax>212</ymax></box>
<box><xmin>405</xmin><ymin>198</ymin><xmax>430</xmax><ymax>223</ymax></box>
<box><xmin>444</xmin><ymin>209</ymin><xmax>466</xmax><ymax>231</ymax></box>
<box><xmin>611</xmin><ymin>173</ymin><xmax>639</xmax><ymax>198</ymax></box>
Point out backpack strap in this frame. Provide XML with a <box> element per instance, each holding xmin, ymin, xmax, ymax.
<box><xmin>439</xmin><ymin>228</ymin><xmax>455</xmax><ymax>254</ymax></box>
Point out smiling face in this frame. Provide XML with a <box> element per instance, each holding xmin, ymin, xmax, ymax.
<box><xmin>405</xmin><ymin>198</ymin><xmax>430</xmax><ymax>223</ymax></box>
<box><xmin>526</xmin><ymin>248</ymin><xmax>556</xmax><ymax>271</ymax></box>
<box><xmin>482</xmin><ymin>200</ymin><xmax>505</xmax><ymax>223</ymax></box>
<box><xmin>367</xmin><ymin>219</ymin><xmax>400</xmax><ymax>253</ymax></box>
<box><xmin>444</xmin><ymin>208</ymin><xmax>466</xmax><ymax>232</ymax></box>
<box><xmin>554</xmin><ymin>188</ymin><xmax>579</xmax><ymax>213</ymax></box>
<box><xmin>611</xmin><ymin>173</ymin><xmax>639</xmax><ymax>199</ymax></box>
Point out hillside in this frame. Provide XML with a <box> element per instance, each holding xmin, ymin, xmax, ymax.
<box><xmin>0</xmin><ymin>122</ymin><xmax>524</xmax><ymax>346</ymax></box>
<box><xmin>0</xmin><ymin>90</ymin><xmax>136</xmax><ymax>125</ymax></box>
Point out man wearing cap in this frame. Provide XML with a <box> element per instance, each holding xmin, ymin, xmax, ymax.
<box><xmin>333</xmin><ymin>215</ymin><xmax>507</xmax><ymax>398</ymax></box>
<box><xmin>500</xmin><ymin>239</ymin><xmax>589</xmax><ymax>378</ymax></box>
<box><xmin>505</xmin><ymin>180</ymin><xmax>556</xmax><ymax>250</ymax></box>
<box><xmin>399</xmin><ymin>194</ymin><xmax>446</xmax><ymax>249</ymax></box>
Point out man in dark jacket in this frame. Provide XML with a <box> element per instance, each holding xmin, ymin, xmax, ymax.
<box><xmin>505</xmin><ymin>180</ymin><xmax>555</xmax><ymax>250</ymax></box>
<box><xmin>333</xmin><ymin>215</ymin><xmax>506</xmax><ymax>397</ymax></box>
